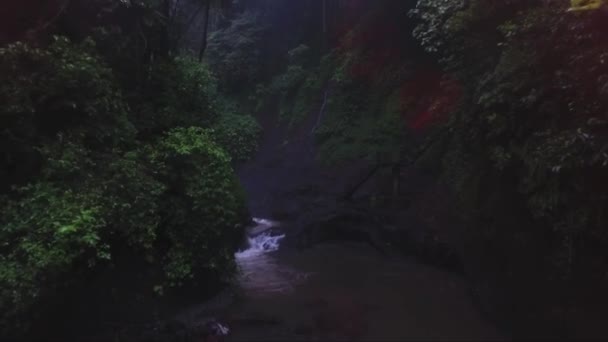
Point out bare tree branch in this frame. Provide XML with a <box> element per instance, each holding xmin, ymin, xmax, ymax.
<box><xmin>38</xmin><ymin>0</ymin><xmax>71</xmax><ymax>32</ymax></box>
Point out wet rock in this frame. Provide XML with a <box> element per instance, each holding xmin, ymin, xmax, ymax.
<box><xmin>282</xmin><ymin>199</ymin><xmax>464</xmax><ymax>274</ymax></box>
<box><xmin>204</xmin><ymin>320</ymin><xmax>230</xmax><ymax>337</ymax></box>
<box><xmin>287</xmin><ymin>204</ymin><xmax>390</xmax><ymax>253</ymax></box>
<box><xmin>248</xmin><ymin>226</ymin><xmax>283</xmax><ymax>238</ymax></box>
<box><xmin>228</xmin><ymin>314</ymin><xmax>281</xmax><ymax>327</ymax></box>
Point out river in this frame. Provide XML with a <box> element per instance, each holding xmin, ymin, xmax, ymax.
<box><xmin>217</xmin><ymin>218</ymin><xmax>503</xmax><ymax>341</ymax></box>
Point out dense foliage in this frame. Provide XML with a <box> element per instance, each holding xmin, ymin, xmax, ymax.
<box><xmin>411</xmin><ymin>0</ymin><xmax>608</xmax><ymax>332</ymax></box>
<box><xmin>5</xmin><ymin>0</ymin><xmax>608</xmax><ymax>338</ymax></box>
<box><xmin>0</xmin><ymin>0</ymin><xmax>258</xmax><ymax>336</ymax></box>
<box><xmin>265</xmin><ymin>3</ymin><xmax>420</xmax><ymax>165</ymax></box>
<box><xmin>241</xmin><ymin>0</ymin><xmax>608</xmax><ymax>333</ymax></box>
<box><xmin>206</xmin><ymin>10</ymin><xmax>268</xmax><ymax>91</ymax></box>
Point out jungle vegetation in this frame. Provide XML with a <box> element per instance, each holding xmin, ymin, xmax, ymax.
<box><xmin>2</xmin><ymin>0</ymin><xmax>608</xmax><ymax>339</ymax></box>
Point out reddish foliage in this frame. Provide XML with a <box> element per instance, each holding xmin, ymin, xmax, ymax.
<box><xmin>0</xmin><ymin>0</ymin><xmax>65</xmax><ymax>44</ymax></box>
<box><xmin>327</xmin><ymin>2</ymin><xmax>463</xmax><ymax>133</ymax></box>
<box><xmin>330</xmin><ymin>2</ymin><xmax>403</xmax><ymax>82</ymax></box>
<box><xmin>337</xmin><ymin>23</ymin><xmax>401</xmax><ymax>79</ymax></box>
<box><xmin>398</xmin><ymin>70</ymin><xmax>462</xmax><ymax>131</ymax></box>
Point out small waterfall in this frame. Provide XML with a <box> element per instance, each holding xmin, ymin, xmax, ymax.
<box><xmin>235</xmin><ymin>231</ymin><xmax>285</xmax><ymax>259</ymax></box>
<box><xmin>234</xmin><ymin>218</ymin><xmax>293</xmax><ymax>295</ymax></box>
<box><xmin>311</xmin><ymin>85</ymin><xmax>330</xmax><ymax>135</ymax></box>
<box><xmin>235</xmin><ymin>218</ymin><xmax>285</xmax><ymax>259</ymax></box>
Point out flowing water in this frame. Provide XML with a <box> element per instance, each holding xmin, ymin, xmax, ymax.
<box><xmin>234</xmin><ymin>218</ymin><xmax>293</xmax><ymax>295</ymax></box>
<box><xmin>310</xmin><ymin>86</ymin><xmax>330</xmax><ymax>135</ymax></box>
<box><xmin>224</xmin><ymin>218</ymin><xmax>504</xmax><ymax>341</ymax></box>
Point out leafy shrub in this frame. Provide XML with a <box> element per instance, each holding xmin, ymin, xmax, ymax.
<box><xmin>211</xmin><ymin>113</ymin><xmax>261</xmax><ymax>162</ymax></box>
<box><xmin>316</xmin><ymin>82</ymin><xmax>405</xmax><ymax>165</ymax></box>
<box><xmin>0</xmin><ymin>37</ymin><xmax>134</xmax><ymax>190</ymax></box>
<box><xmin>137</xmin><ymin>57</ymin><xmax>221</xmax><ymax>135</ymax></box>
<box><xmin>412</xmin><ymin>0</ymin><xmax>608</xmax><ymax>252</ymax></box>
<box><xmin>410</xmin><ymin>0</ymin><xmax>608</xmax><ymax>329</ymax></box>
<box><xmin>0</xmin><ymin>128</ymin><xmax>248</xmax><ymax>334</ymax></box>
<box><xmin>154</xmin><ymin>127</ymin><xmax>247</xmax><ymax>287</ymax></box>
<box><xmin>0</xmin><ymin>141</ymin><xmax>168</xmax><ymax>329</ymax></box>
<box><xmin>0</xmin><ymin>37</ymin><xmax>249</xmax><ymax>336</ymax></box>
<box><xmin>288</xmin><ymin>73</ymin><xmax>323</xmax><ymax>127</ymax></box>
<box><xmin>271</xmin><ymin>65</ymin><xmax>322</xmax><ymax>128</ymax></box>
<box><xmin>310</xmin><ymin>46</ymin><xmax>409</xmax><ymax>165</ymax></box>
<box><xmin>0</xmin><ymin>183</ymin><xmax>109</xmax><ymax>332</ymax></box>
<box><xmin>207</xmin><ymin>11</ymin><xmax>267</xmax><ymax>90</ymax></box>
<box><xmin>287</xmin><ymin>44</ymin><xmax>312</xmax><ymax>66</ymax></box>
<box><xmin>271</xmin><ymin>65</ymin><xmax>308</xmax><ymax>95</ymax></box>
<box><xmin>269</xmin><ymin>45</ymin><xmax>326</xmax><ymax>130</ymax></box>
<box><xmin>0</xmin><ymin>36</ymin><xmax>133</xmax><ymax>143</ymax></box>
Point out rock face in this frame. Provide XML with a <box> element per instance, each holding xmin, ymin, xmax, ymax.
<box><xmin>281</xmin><ymin>194</ymin><xmax>464</xmax><ymax>274</ymax></box>
<box><xmin>237</xmin><ymin>96</ymin><xmax>354</xmax><ymax>220</ymax></box>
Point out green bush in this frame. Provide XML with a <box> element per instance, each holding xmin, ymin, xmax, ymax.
<box><xmin>0</xmin><ymin>142</ymin><xmax>167</xmax><ymax>329</ymax></box>
<box><xmin>154</xmin><ymin>127</ymin><xmax>247</xmax><ymax>287</ymax></box>
<box><xmin>0</xmin><ymin>36</ymin><xmax>134</xmax><ymax>145</ymax></box>
<box><xmin>136</xmin><ymin>57</ymin><xmax>221</xmax><ymax>135</ymax></box>
<box><xmin>0</xmin><ymin>37</ymin><xmax>250</xmax><ymax>336</ymax></box>
<box><xmin>271</xmin><ymin>65</ymin><xmax>308</xmax><ymax>95</ymax></box>
<box><xmin>207</xmin><ymin>11</ymin><xmax>267</xmax><ymax>90</ymax></box>
<box><xmin>409</xmin><ymin>1</ymin><xmax>608</xmax><ymax>328</ymax></box>
<box><xmin>411</xmin><ymin>0</ymin><xmax>608</xmax><ymax>250</ymax></box>
<box><xmin>287</xmin><ymin>44</ymin><xmax>312</xmax><ymax>66</ymax></box>
<box><xmin>312</xmin><ymin>48</ymin><xmax>408</xmax><ymax>165</ymax></box>
<box><xmin>270</xmin><ymin>45</ymin><xmax>325</xmax><ymax>130</ymax></box>
<box><xmin>0</xmin><ymin>128</ymin><xmax>248</xmax><ymax>333</ymax></box>
<box><xmin>316</xmin><ymin>83</ymin><xmax>405</xmax><ymax>165</ymax></box>
<box><xmin>273</xmin><ymin>67</ymin><xmax>322</xmax><ymax>128</ymax></box>
<box><xmin>0</xmin><ymin>37</ymin><xmax>134</xmax><ymax>190</ymax></box>
<box><xmin>0</xmin><ymin>183</ymin><xmax>109</xmax><ymax>332</ymax></box>
<box><xmin>211</xmin><ymin>113</ymin><xmax>261</xmax><ymax>162</ymax></box>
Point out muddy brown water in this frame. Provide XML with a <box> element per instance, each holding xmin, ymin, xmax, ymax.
<box><xmin>218</xmin><ymin>219</ymin><xmax>504</xmax><ymax>341</ymax></box>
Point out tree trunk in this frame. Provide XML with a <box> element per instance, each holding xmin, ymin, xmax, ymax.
<box><xmin>321</xmin><ymin>0</ymin><xmax>327</xmax><ymax>52</ymax></box>
<box><xmin>322</xmin><ymin>0</ymin><xmax>327</xmax><ymax>34</ymax></box>
<box><xmin>198</xmin><ymin>0</ymin><xmax>211</xmax><ymax>62</ymax></box>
